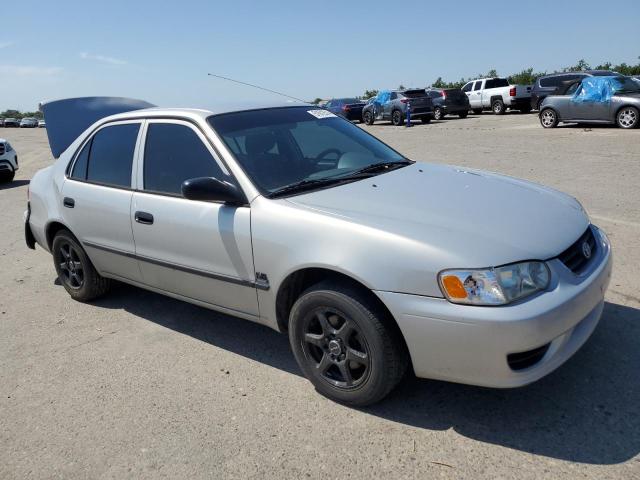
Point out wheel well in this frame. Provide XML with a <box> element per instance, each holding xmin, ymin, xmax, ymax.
<box><xmin>275</xmin><ymin>268</ymin><xmax>402</xmax><ymax>337</ymax></box>
<box><xmin>45</xmin><ymin>221</ymin><xmax>72</xmax><ymax>250</ymax></box>
<box><xmin>490</xmin><ymin>95</ymin><xmax>503</xmax><ymax>104</ymax></box>
<box><xmin>615</xmin><ymin>104</ymin><xmax>639</xmax><ymax>117</ymax></box>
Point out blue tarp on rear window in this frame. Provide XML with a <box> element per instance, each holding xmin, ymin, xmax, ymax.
<box><xmin>374</xmin><ymin>90</ymin><xmax>392</xmax><ymax>105</ymax></box>
<box><xmin>572</xmin><ymin>76</ymin><xmax>621</xmax><ymax>103</ymax></box>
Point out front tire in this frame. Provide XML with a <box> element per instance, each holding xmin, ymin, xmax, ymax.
<box><xmin>52</xmin><ymin>229</ymin><xmax>111</xmax><ymax>301</ymax></box>
<box><xmin>492</xmin><ymin>99</ymin><xmax>505</xmax><ymax>115</ymax></box>
<box><xmin>540</xmin><ymin>108</ymin><xmax>559</xmax><ymax>128</ymax></box>
<box><xmin>616</xmin><ymin>106</ymin><xmax>639</xmax><ymax>129</ymax></box>
<box><xmin>433</xmin><ymin>107</ymin><xmax>444</xmax><ymax>120</ymax></box>
<box><xmin>289</xmin><ymin>282</ymin><xmax>408</xmax><ymax>406</ymax></box>
<box><xmin>458</xmin><ymin>111</ymin><xmax>468</xmax><ymax>119</ymax></box>
<box><xmin>391</xmin><ymin>109</ymin><xmax>403</xmax><ymax>126</ymax></box>
<box><xmin>0</xmin><ymin>170</ymin><xmax>15</xmax><ymax>182</ymax></box>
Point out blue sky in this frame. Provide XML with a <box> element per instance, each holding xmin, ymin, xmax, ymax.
<box><xmin>1</xmin><ymin>0</ymin><xmax>639</xmax><ymax>111</ymax></box>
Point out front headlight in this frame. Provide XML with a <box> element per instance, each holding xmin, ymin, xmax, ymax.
<box><xmin>438</xmin><ymin>261</ymin><xmax>550</xmax><ymax>306</ymax></box>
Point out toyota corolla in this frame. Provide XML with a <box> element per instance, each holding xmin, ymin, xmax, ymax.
<box><xmin>25</xmin><ymin>97</ymin><xmax>612</xmax><ymax>406</ymax></box>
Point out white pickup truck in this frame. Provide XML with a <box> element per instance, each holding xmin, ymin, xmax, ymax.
<box><xmin>461</xmin><ymin>77</ymin><xmax>532</xmax><ymax>114</ymax></box>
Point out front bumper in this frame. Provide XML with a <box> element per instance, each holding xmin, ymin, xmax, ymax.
<box><xmin>376</xmin><ymin>227</ymin><xmax>612</xmax><ymax>388</ymax></box>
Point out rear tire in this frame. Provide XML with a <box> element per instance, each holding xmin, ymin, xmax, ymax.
<box><xmin>472</xmin><ymin>108</ymin><xmax>483</xmax><ymax>115</ymax></box>
<box><xmin>289</xmin><ymin>282</ymin><xmax>408</xmax><ymax>406</ymax></box>
<box><xmin>492</xmin><ymin>99</ymin><xmax>505</xmax><ymax>115</ymax></box>
<box><xmin>391</xmin><ymin>109</ymin><xmax>403</xmax><ymax>126</ymax></box>
<box><xmin>458</xmin><ymin>111</ymin><xmax>468</xmax><ymax>119</ymax></box>
<box><xmin>433</xmin><ymin>107</ymin><xmax>444</xmax><ymax>120</ymax></box>
<box><xmin>616</xmin><ymin>106</ymin><xmax>639</xmax><ymax>129</ymax></box>
<box><xmin>52</xmin><ymin>229</ymin><xmax>111</xmax><ymax>301</ymax></box>
<box><xmin>539</xmin><ymin>108</ymin><xmax>559</xmax><ymax>128</ymax></box>
<box><xmin>363</xmin><ymin>110</ymin><xmax>374</xmax><ymax>125</ymax></box>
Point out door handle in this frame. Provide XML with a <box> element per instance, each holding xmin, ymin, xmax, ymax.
<box><xmin>63</xmin><ymin>197</ymin><xmax>75</xmax><ymax>208</ymax></box>
<box><xmin>135</xmin><ymin>211</ymin><xmax>154</xmax><ymax>225</ymax></box>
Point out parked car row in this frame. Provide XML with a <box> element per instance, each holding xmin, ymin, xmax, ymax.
<box><xmin>0</xmin><ymin>117</ymin><xmax>45</xmax><ymax>128</ymax></box>
<box><xmin>326</xmin><ymin>76</ymin><xmax>534</xmax><ymax>126</ymax></box>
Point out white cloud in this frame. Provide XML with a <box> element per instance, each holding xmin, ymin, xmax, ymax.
<box><xmin>0</xmin><ymin>41</ymin><xmax>13</xmax><ymax>49</ymax></box>
<box><xmin>80</xmin><ymin>52</ymin><xmax>127</xmax><ymax>66</ymax></box>
<box><xmin>0</xmin><ymin>64</ymin><xmax>62</xmax><ymax>76</ymax></box>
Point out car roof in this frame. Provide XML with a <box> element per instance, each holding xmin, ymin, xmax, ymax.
<box><xmin>99</xmin><ymin>101</ymin><xmax>314</xmax><ymax>123</ymax></box>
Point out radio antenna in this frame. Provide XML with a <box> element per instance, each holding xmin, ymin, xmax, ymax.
<box><xmin>207</xmin><ymin>73</ymin><xmax>308</xmax><ymax>103</ymax></box>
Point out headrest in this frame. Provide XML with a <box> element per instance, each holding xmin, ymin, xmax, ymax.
<box><xmin>245</xmin><ymin>132</ymin><xmax>276</xmax><ymax>156</ymax></box>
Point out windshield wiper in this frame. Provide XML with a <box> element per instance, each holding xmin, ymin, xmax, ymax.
<box><xmin>267</xmin><ymin>177</ymin><xmax>350</xmax><ymax>198</ymax></box>
<box><xmin>338</xmin><ymin>160</ymin><xmax>413</xmax><ymax>178</ymax></box>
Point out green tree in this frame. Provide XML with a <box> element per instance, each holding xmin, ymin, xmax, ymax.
<box><xmin>311</xmin><ymin>97</ymin><xmax>323</xmax><ymax>105</ymax></box>
<box><xmin>362</xmin><ymin>89</ymin><xmax>379</xmax><ymax>99</ymax></box>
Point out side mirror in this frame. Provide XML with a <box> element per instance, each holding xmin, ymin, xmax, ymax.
<box><xmin>181</xmin><ymin>177</ymin><xmax>247</xmax><ymax>205</ymax></box>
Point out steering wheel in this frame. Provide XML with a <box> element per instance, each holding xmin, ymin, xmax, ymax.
<box><xmin>316</xmin><ymin>148</ymin><xmax>342</xmax><ymax>162</ymax></box>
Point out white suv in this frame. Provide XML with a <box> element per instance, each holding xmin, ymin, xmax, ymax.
<box><xmin>0</xmin><ymin>138</ymin><xmax>18</xmax><ymax>182</ymax></box>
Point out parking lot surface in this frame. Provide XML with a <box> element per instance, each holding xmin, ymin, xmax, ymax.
<box><xmin>1</xmin><ymin>114</ymin><xmax>639</xmax><ymax>479</ymax></box>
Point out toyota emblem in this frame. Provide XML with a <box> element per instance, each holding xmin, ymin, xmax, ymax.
<box><xmin>582</xmin><ymin>241</ymin><xmax>592</xmax><ymax>259</ymax></box>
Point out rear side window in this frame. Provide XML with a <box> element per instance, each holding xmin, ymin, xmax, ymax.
<box><xmin>143</xmin><ymin>123</ymin><xmax>227</xmax><ymax>196</ymax></box>
<box><xmin>86</xmin><ymin>123</ymin><xmax>139</xmax><ymax>188</ymax></box>
<box><xmin>71</xmin><ymin>140</ymin><xmax>91</xmax><ymax>180</ymax></box>
<box><xmin>540</xmin><ymin>75</ymin><xmax>584</xmax><ymax>88</ymax></box>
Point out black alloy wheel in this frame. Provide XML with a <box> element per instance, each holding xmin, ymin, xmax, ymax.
<box><xmin>300</xmin><ymin>307</ymin><xmax>371</xmax><ymax>389</ymax></box>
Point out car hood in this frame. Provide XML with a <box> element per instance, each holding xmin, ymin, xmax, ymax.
<box><xmin>285</xmin><ymin>163</ymin><xmax>588</xmax><ymax>267</ymax></box>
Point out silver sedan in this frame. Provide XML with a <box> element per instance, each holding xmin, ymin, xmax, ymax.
<box><xmin>26</xmin><ymin>97</ymin><xmax>612</xmax><ymax>405</ymax></box>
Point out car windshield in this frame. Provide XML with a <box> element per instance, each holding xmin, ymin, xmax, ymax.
<box><xmin>208</xmin><ymin>107</ymin><xmax>407</xmax><ymax>196</ymax></box>
<box><xmin>612</xmin><ymin>76</ymin><xmax>640</xmax><ymax>93</ymax></box>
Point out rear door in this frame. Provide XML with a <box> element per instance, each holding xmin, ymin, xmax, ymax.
<box><xmin>61</xmin><ymin>121</ymin><xmax>143</xmax><ymax>282</ymax></box>
<box><xmin>131</xmin><ymin>119</ymin><xmax>259</xmax><ymax>318</ymax></box>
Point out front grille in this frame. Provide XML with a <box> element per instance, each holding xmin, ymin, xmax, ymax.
<box><xmin>507</xmin><ymin>343</ymin><xmax>551</xmax><ymax>371</ymax></box>
<box><xmin>558</xmin><ymin>227</ymin><xmax>597</xmax><ymax>274</ymax></box>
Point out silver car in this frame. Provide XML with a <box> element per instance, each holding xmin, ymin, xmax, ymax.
<box><xmin>26</xmin><ymin>97</ymin><xmax>612</xmax><ymax>406</ymax></box>
<box><xmin>539</xmin><ymin>75</ymin><xmax>640</xmax><ymax>129</ymax></box>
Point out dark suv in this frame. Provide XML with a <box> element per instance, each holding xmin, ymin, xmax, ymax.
<box><xmin>427</xmin><ymin>88</ymin><xmax>470</xmax><ymax>120</ymax></box>
<box><xmin>531</xmin><ymin>70</ymin><xmax>620</xmax><ymax>110</ymax></box>
<box><xmin>362</xmin><ymin>89</ymin><xmax>433</xmax><ymax>126</ymax></box>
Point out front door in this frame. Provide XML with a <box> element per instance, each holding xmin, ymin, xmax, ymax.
<box><xmin>61</xmin><ymin>121</ymin><xmax>143</xmax><ymax>282</ymax></box>
<box><xmin>469</xmin><ymin>80</ymin><xmax>483</xmax><ymax>109</ymax></box>
<box><xmin>131</xmin><ymin>120</ymin><xmax>259</xmax><ymax>318</ymax></box>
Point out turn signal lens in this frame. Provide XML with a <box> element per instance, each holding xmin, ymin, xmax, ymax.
<box><xmin>441</xmin><ymin>275</ymin><xmax>467</xmax><ymax>299</ymax></box>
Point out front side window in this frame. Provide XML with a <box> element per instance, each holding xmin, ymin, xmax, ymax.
<box><xmin>473</xmin><ymin>81</ymin><xmax>482</xmax><ymax>91</ymax></box>
<box><xmin>86</xmin><ymin>123</ymin><xmax>139</xmax><ymax>188</ymax></box>
<box><xmin>208</xmin><ymin>107</ymin><xmax>406</xmax><ymax>196</ymax></box>
<box><xmin>143</xmin><ymin>123</ymin><xmax>228</xmax><ymax>196</ymax></box>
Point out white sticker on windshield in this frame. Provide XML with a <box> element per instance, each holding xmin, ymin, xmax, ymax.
<box><xmin>307</xmin><ymin>109</ymin><xmax>337</xmax><ymax>119</ymax></box>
